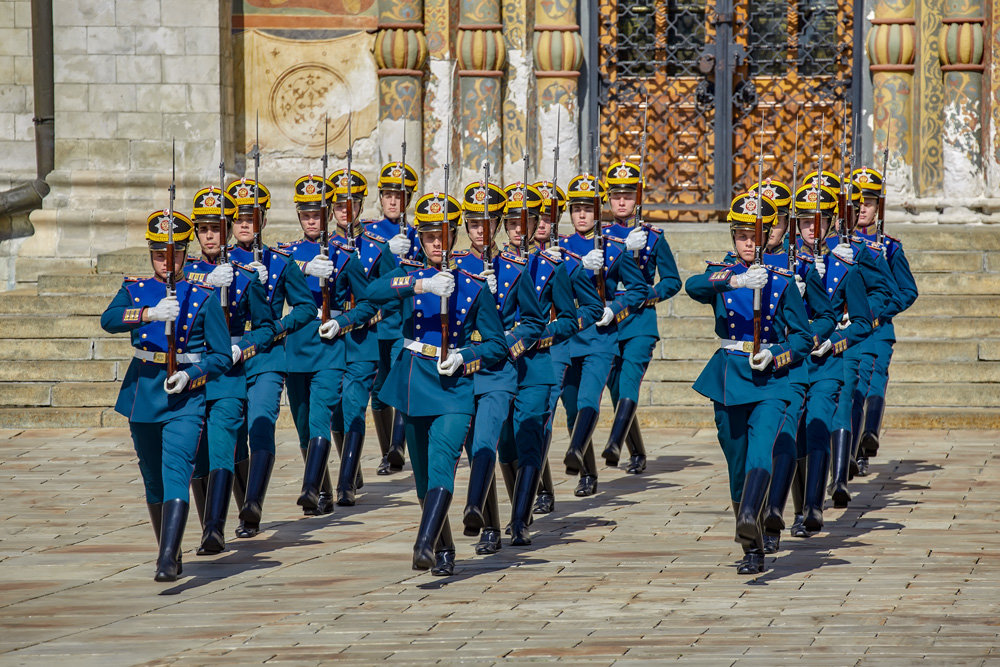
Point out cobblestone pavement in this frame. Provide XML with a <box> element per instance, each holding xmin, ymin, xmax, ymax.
<box><xmin>1</xmin><ymin>427</ymin><xmax>999</xmax><ymax>666</ymax></box>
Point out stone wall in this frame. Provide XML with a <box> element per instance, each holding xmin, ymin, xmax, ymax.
<box><xmin>0</xmin><ymin>0</ymin><xmax>35</xmax><ymax>190</ymax></box>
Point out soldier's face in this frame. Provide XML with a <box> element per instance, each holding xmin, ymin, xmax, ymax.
<box><xmin>504</xmin><ymin>216</ymin><xmax>537</xmax><ymax>247</ymax></box>
<box><xmin>858</xmin><ymin>197</ymin><xmax>878</xmax><ymax>228</ymax></box>
<box><xmin>196</xmin><ymin>222</ymin><xmax>224</xmax><ymax>257</ymax></box>
<box><xmin>535</xmin><ymin>217</ymin><xmax>552</xmax><ymax>243</ymax></box>
<box><xmin>232</xmin><ymin>211</ymin><xmax>263</xmax><ymax>246</ymax></box>
<box><xmin>421</xmin><ymin>230</ymin><xmax>445</xmax><ymax>265</ymax></box>
<box><xmin>466</xmin><ymin>219</ymin><xmax>486</xmax><ymax>251</ymax></box>
<box><xmin>732</xmin><ymin>230</ymin><xmax>756</xmax><ymax>263</ymax></box>
<box><xmin>767</xmin><ymin>217</ymin><xmax>787</xmax><ymax>249</ymax></box>
<box><xmin>333</xmin><ymin>199</ymin><xmax>362</xmax><ymax>229</ymax></box>
<box><xmin>150</xmin><ymin>248</ymin><xmax>187</xmax><ymax>280</ymax></box>
<box><xmin>298</xmin><ymin>209</ymin><xmax>323</xmax><ymax>241</ymax></box>
<box><xmin>610</xmin><ymin>192</ymin><xmax>636</xmax><ymax>219</ymax></box>
<box><xmin>381</xmin><ymin>190</ymin><xmax>406</xmax><ymax>220</ymax></box>
<box><xmin>570</xmin><ymin>203</ymin><xmax>595</xmax><ymax>233</ymax></box>
<box><xmin>797</xmin><ymin>217</ymin><xmax>830</xmax><ymax>249</ymax></box>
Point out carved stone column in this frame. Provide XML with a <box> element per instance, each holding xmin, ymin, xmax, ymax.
<box><xmin>457</xmin><ymin>1</ymin><xmax>505</xmax><ymax>186</ymax></box>
<box><xmin>533</xmin><ymin>0</ymin><xmax>583</xmax><ymax>182</ymax></box>
<box><xmin>376</xmin><ymin>1</ymin><xmax>428</xmax><ymax>185</ymax></box>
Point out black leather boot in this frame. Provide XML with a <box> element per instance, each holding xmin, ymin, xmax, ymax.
<box><xmin>413</xmin><ymin>488</ymin><xmax>451</xmax><ymax>571</ymax></box>
<box><xmin>197</xmin><ymin>468</ymin><xmax>233</xmax><ymax>555</ymax></box>
<box><xmin>736</xmin><ymin>468</ymin><xmax>769</xmax><ymax>551</ymax></box>
<box><xmin>331</xmin><ymin>431</ymin><xmax>363</xmax><ymax>491</ymax></box>
<box><xmin>463</xmin><ymin>450</ymin><xmax>496</xmax><ymax>536</ymax></box>
<box><xmin>789</xmin><ymin>457</ymin><xmax>808</xmax><ymax>537</ymax></box>
<box><xmin>564</xmin><ymin>407</ymin><xmax>598</xmax><ymax>474</ymax></box>
<box><xmin>860</xmin><ymin>395</ymin><xmax>884</xmax><ymax>458</ymax></box>
<box><xmin>498</xmin><ymin>459</ymin><xmax>517</xmax><ymax>502</ymax></box>
<box><xmin>602</xmin><ymin>399</ymin><xmax>637</xmax><ymax>467</ymax></box>
<box><xmin>154</xmin><ymin>500</ymin><xmax>188</xmax><ymax>582</ymax></box>
<box><xmin>474</xmin><ymin>478</ymin><xmax>502</xmax><ymax>555</ymax></box>
<box><xmin>336</xmin><ymin>431</ymin><xmax>364</xmax><ymax>506</ymax></box>
<box><xmin>828</xmin><ymin>429</ymin><xmax>852</xmax><ymax>508</ymax></box>
<box><xmin>305</xmin><ymin>466</ymin><xmax>335</xmax><ymax>516</ymax></box>
<box><xmin>802</xmin><ymin>448</ymin><xmax>830</xmax><ymax>532</ymax></box>
<box><xmin>236</xmin><ymin>452</ymin><xmax>274</xmax><ymax>537</ymax></box>
<box><xmin>385</xmin><ymin>409</ymin><xmax>406</xmax><ymax>472</ymax></box>
<box><xmin>510</xmin><ymin>465</ymin><xmax>541</xmax><ymax>547</ymax></box>
<box><xmin>147</xmin><ymin>502</ymin><xmax>163</xmax><ymax>541</ymax></box>
<box><xmin>297</xmin><ymin>437</ymin><xmax>331</xmax><ymax>511</ymax></box>
<box><xmin>232</xmin><ymin>457</ymin><xmax>248</xmax><ymax>510</ymax></box>
<box><xmin>372</xmin><ymin>406</ymin><xmax>394</xmax><ymax>474</ymax></box>
<box><xmin>574</xmin><ymin>442</ymin><xmax>598</xmax><ymax>497</ymax></box>
<box><xmin>762</xmin><ymin>452</ymin><xmax>794</xmax><ymax>552</ymax></box>
<box><xmin>625</xmin><ymin>417</ymin><xmax>647</xmax><ymax>474</ymax></box>
<box><xmin>190</xmin><ymin>476</ymin><xmax>208</xmax><ymax>527</ymax></box>
<box><xmin>534</xmin><ymin>459</ymin><xmax>555</xmax><ymax>514</ymax></box>
<box><xmin>431</xmin><ymin>518</ymin><xmax>456</xmax><ymax>576</ymax></box>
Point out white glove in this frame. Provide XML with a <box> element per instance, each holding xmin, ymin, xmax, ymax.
<box><xmin>480</xmin><ymin>268</ymin><xmax>497</xmax><ymax>295</ymax></box>
<box><xmin>749</xmin><ymin>349</ymin><xmax>773</xmax><ymax>371</ymax></box>
<box><xmin>389</xmin><ymin>233</ymin><xmax>411</xmax><ymax>256</ymax></box>
<box><xmin>544</xmin><ymin>245</ymin><xmax>563</xmax><ymax>259</ymax></box>
<box><xmin>422</xmin><ymin>272</ymin><xmax>455</xmax><ymax>297</ymax></box>
<box><xmin>163</xmin><ymin>370</ymin><xmax>190</xmax><ymax>394</ymax></box>
<box><xmin>730</xmin><ymin>265</ymin><xmax>768</xmax><ymax>290</ymax></box>
<box><xmin>582</xmin><ymin>249</ymin><xmax>604</xmax><ymax>271</ymax></box>
<box><xmin>231</xmin><ymin>344</ymin><xmax>242</xmax><ymax>365</ymax></box>
<box><xmin>146</xmin><ymin>295</ymin><xmax>179</xmax><ymax>322</ymax></box>
<box><xmin>436</xmin><ymin>351</ymin><xmax>463</xmax><ymax>376</ymax></box>
<box><xmin>205</xmin><ymin>263</ymin><xmax>234</xmax><ymax>287</ymax></box>
<box><xmin>811</xmin><ymin>339</ymin><xmax>833</xmax><ymax>357</ymax></box>
<box><xmin>249</xmin><ymin>261</ymin><xmax>267</xmax><ymax>285</ymax></box>
<box><xmin>596</xmin><ymin>306</ymin><xmax>615</xmax><ymax>327</ymax></box>
<box><xmin>794</xmin><ymin>274</ymin><xmax>806</xmax><ymax>297</ymax></box>
<box><xmin>836</xmin><ymin>313</ymin><xmax>851</xmax><ymax>331</ymax></box>
<box><xmin>625</xmin><ymin>227</ymin><xmax>648</xmax><ymax>251</ymax></box>
<box><xmin>815</xmin><ymin>257</ymin><xmax>826</xmax><ymax>278</ymax></box>
<box><xmin>303</xmin><ymin>255</ymin><xmax>334</xmax><ymax>279</ymax></box>
<box><xmin>832</xmin><ymin>242</ymin><xmax>854</xmax><ymax>263</ymax></box>
<box><xmin>318</xmin><ymin>318</ymin><xmax>341</xmax><ymax>339</ymax></box>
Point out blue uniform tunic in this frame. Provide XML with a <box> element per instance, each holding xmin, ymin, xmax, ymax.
<box><xmin>101</xmin><ymin>276</ymin><xmax>232</xmax><ymax>503</ymax></box>
<box><xmin>685</xmin><ymin>261</ymin><xmax>813</xmax><ymax>501</ymax></box>
<box><xmin>184</xmin><ymin>258</ymin><xmax>276</xmax><ymax>474</ymax></box>
<box><xmin>367</xmin><ymin>263</ymin><xmax>508</xmax><ymax>497</ymax></box>
<box><xmin>228</xmin><ymin>244</ymin><xmax>316</xmax><ymax>458</ymax></box>
<box><xmin>604</xmin><ymin>222</ymin><xmax>682</xmax><ymax>405</ymax></box>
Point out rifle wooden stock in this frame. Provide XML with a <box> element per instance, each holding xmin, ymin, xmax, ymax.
<box><xmin>752</xmin><ymin>216</ymin><xmax>763</xmax><ymax>356</ymax></box>
<box><xmin>440</xmin><ymin>206</ymin><xmax>451</xmax><ymax>363</ymax></box>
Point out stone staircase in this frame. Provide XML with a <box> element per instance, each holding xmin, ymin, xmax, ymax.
<box><xmin>1</xmin><ymin>224</ymin><xmax>998</xmax><ymax>429</ymax></box>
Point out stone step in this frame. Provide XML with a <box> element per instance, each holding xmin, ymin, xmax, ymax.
<box><xmin>0</xmin><ymin>290</ymin><xmax>110</xmax><ymax>315</ymax></box>
<box><xmin>0</xmin><ymin>360</ymin><xmax>120</xmax><ymax>382</ymax></box>
<box><xmin>0</xmin><ymin>338</ymin><xmax>94</xmax><ymax>361</ymax></box>
<box><xmin>36</xmin><ymin>273</ymin><xmax>122</xmax><ymax>296</ymax></box>
<box><xmin>0</xmin><ymin>316</ymin><xmax>106</xmax><ymax>339</ymax></box>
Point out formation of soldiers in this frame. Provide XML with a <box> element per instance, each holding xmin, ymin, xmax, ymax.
<box><xmin>100</xmin><ymin>124</ymin><xmax>916</xmax><ymax>582</ymax></box>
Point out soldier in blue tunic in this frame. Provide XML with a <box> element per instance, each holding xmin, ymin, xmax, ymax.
<box><xmin>602</xmin><ymin>160</ymin><xmax>682</xmax><ymax>473</ymax></box>
<box><xmin>850</xmin><ymin>167</ymin><xmax>918</xmax><ymax>469</ymax></box>
<box><xmin>101</xmin><ymin>210</ymin><xmax>232</xmax><ymax>581</ymax></box>
<box><xmin>532</xmin><ymin>176</ymin><xmax>604</xmax><ymax>513</ymax></box>
<box><xmin>684</xmin><ymin>193</ymin><xmax>813</xmax><ymax>574</ymax></box>
<box><xmin>226</xmin><ymin>178</ymin><xmax>316</xmax><ymax>537</ymax></box>
<box><xmin>557</xmin><ymin>173</ymin><xmax>647</xmax><ymax>496</ymax></box>
<box><xmin>325</xmin><ymin>168</ymin><xmax>382</xmax><ymax>506</ymax></box>
<box><xmin>184</xmin><ymin>187</ymin><xmax>276</xmax><ymax>555</ymax></box>
<box><xmin>364</xmin><ymin>160</ymin><xmax>420</xmax><ymax>475</ymax></box>
<box><xmin>368</xmin><ymin>192</ymin><xmax>508</xmax><ymax>575</ymax></box>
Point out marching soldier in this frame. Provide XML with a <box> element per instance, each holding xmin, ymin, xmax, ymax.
<box><xmin>557</xmin><ymin>172</ymin><xmax>646</xmax><ymax>496</ymax></box>
<box><xmin>532</xmin><ymin>177</ymin><xmax>604</xmax><ymax>514</ymax></box>
<box><xmin>101</xmin><ymin>210</ymin><xmax>231</xmax><ymax>581</ymax></box>
<box><xmin>364</xmin><ymin>160</ymin><xmax>420</xmax><ymax>475</ymax></box>
<box><xmin>684</xmin><ymin>193</ymin><xmax>813</xmax><ymax>574</ymax></box>
<box><xmin>756</xmin><ymin>180</ymin><xmax>793</xmax><ymax>254</ymax></box>
<box><xmin>368</xmin><ymin>192</ymin><xmax>507</xmax><ymax>576</ymax></box>
<box><xmin>495</xmin><ymin>181</ymin><xmax>578</xmax><ymax>546</ymax></box>
<box><xmin>226</xmin><ymin>178</ymin><xmax>315</xmax><ymax>537</ymax></box>
<box><xmin>602</xmin><ymin>160</ymin><xmax>681</xmax><ymax>473</ymax></box>
<box><xmin>184</xmin><ymin>187</ymin><xmax>276</xmax><ymax>554</ymax></box>
<box><xmin>850</xmin><ymin>167</ymin><xmax>918</xmax><ymax>468</ymax></box>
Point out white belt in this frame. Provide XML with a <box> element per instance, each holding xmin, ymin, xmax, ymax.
<box><xmin>403</xmin><ymin>338</ymin><xmax>443</xmax><ymax>358</ymax></box>
<box><xmin>720</xmin><ymin>340</ymin><xmax>774</xmax><ymax>354</ymax></box>
<box><xmin>134</xmin><ymin>350</ymin><xmax>202</xmax><ymax>364</ymax></box>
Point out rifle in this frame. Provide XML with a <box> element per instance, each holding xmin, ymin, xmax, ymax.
<box><xmin>345</xmin><ymin>109</ymin><xmax>355</xmax><ymax>250</ymax></box>
<box><xmin>876</xmin><ymin>144</ymin><xmax>889</xmax><ymax>247</ymax></box>
<box><xmin>165</xmin><ymin>139</ymin><xmax>178</xmax><ymax>377</ymax></box>
<box><xmin>519</xmin><ymin>148</ymin><xmax>529</xmax><ymax>257</ymax></box>
<box><xmin>549</xmin><ymin>107</ymin><xmax>561</xmax><ymax>247</ymax></box>
<box><xmin>591</xmin><ymin>132</ymin><xmax>606</xmax><ymax>302</ymax></box>
<box><xmin>752</xmin><ymin>117</ymin><xmax>765</xmax><ymax>356</ymax></box>
<box><xmin>813</xmin><ymin>112</ymin><xmax>826</xmax><ymax>260</ymax></box>
<box><xmin>788</xmin><ymin>112</ymin><xmax>800</xmax><ymax>273</ymax></box>
<box><xmin>633</xmin><ymin>88</ymin><xmax>650</xmax><ymax>258</ymax></box>
<box><xmin>218</xmin><ymin>155</ymin><xmax>229</xmax><ymax>324</ymax></box>
<box><xmin>399</xmin><ymin>137</ymin><xmax>408</xmax><ymax>237</ymax></box>
<box><xmin>482</xmin><ymin>122</ymin><xmax>494</xmax><ymax>264</ymax></box>
<box><xmin>440</xmin><ymin>124</ymin><xmax>452</xmax><ymax>364</ymax></box>
<box><xmin>836</xmin><ymin>104</ymin><xmax>851</xmax><ymax>245</ymax></box>
<box><xmin>319</xmin><ymin>114</ymin><xmax>331</xmax><ymax>322</ymax></box>
<box><xmin>844</xmin><ymin>110</ymin><xmax>859</xmax><ymax>237</ymax></box>
<box><xmin>250</xmin><ymin>113</ymin><xmax>262</xmax><ymax>263</ymax></box>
